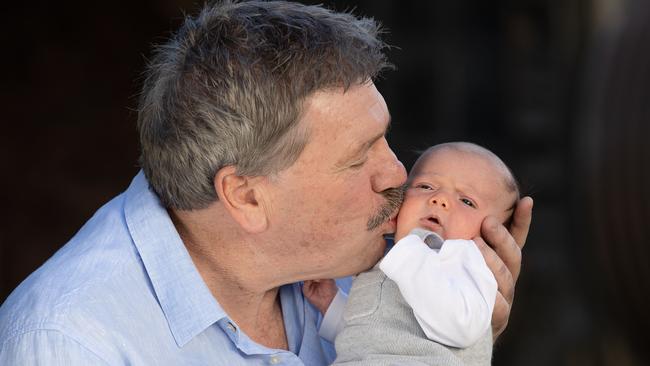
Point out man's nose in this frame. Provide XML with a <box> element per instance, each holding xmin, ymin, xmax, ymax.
<box><xmin>371</xmin><ymin>141</ymin><xmax>407</xmax><ymax>192</ymax></box>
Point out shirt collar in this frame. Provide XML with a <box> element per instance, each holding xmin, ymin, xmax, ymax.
<box><xmin>123</xmin><ymin>171</ymin><xmax>225</xmax><ymax>347</ymax></box>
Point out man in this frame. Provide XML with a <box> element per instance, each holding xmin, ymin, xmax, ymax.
<box><xmin>0</xmin><ymin>1</ymin><xmax>532</xmax><ymax>365</ymax></box>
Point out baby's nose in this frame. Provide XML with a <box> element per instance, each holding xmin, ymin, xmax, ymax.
<box><xmin>431</xmin><ymin>194</ymin><xmax>449</xmax><ymax>209</ymax></box>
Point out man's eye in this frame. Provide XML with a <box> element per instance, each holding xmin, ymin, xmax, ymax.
<box><xmin>460</xmin><ymin>198</ymin><xmax>475</xmax><ymax>208</ymax></box>
<box><xmin>349</xmin><ymin>159</ymin><xmax>367</xmax><ymax>169</ymax></box>
<box><xmin>415</xmin><ymin>184</ymin><xmax>434</xmax><ymax>190</ymax></box>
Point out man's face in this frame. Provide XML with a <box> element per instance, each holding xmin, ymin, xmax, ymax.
<box><xmin>266</xmin><ymin>82</ymin><xmax>406</xmax><ymax>279</ymax></box>
<box><xmin>394</xmin><ymin>149</ymin><xmax>515</xmax><ymax>242</ymax></box>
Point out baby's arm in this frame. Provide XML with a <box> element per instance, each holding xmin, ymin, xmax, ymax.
<box><xmin>303</xmin><ymin>280</ymin><xmax>348</xmax><ymax>342</ymax></box>
<box><xmin>379</xmin><ymin>234</ymin><xmax>497</xmax><ymax>348</ymax></box>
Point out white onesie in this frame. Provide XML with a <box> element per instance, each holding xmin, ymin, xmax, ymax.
<box><xmin>319</xmin><ymin>233</ymin><xmax>497</xmax><ymax>348</ymax></box>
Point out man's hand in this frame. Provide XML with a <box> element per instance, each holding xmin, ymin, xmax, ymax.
<box><xmin>475</xmin><ymin>196</ymin><xmax>533</xmax><ymax>340</ymax></box>
<box><xmin>303</xmin><ymin>279</ymin><xmax>339</xmax><ymax>315</ymax></box>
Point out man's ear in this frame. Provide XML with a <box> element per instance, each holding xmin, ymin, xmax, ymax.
<box><xmin>214</xmin><ymin>166</ymin><xmax>268</xmax><ymax>233</ymax></box>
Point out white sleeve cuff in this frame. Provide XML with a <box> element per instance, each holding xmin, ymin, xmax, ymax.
<box><xmin>318</xmin><ymin>288</ymin><xmax>348</xmax><ymax>342</ymax></box>
<box><xmin>380</xmin><ymin>234</ymin><xmax>434</xmax><ymax>278</ymax></box>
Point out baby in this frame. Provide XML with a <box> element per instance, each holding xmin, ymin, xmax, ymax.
<box><xmin>304</xmin><ymin>142</ymin><xmax>520</xmax><ymax>365</ymax></box>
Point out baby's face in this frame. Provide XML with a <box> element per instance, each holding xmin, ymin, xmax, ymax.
<box><xmin>395</xmin><ymin>148</ymin><xmax>516</xmax><ymax>242</ymax></box>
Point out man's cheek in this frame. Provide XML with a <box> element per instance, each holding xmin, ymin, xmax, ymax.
<box><xmin>334</xmin><ymin>195</ymin><xmax>367</xmax><ymax>220</ymax></box>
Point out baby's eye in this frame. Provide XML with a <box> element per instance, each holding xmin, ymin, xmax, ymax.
<box><xmin>460</xmin><ymin>198</ymin><xmax>476</xmax><ymax>208</ymax></box>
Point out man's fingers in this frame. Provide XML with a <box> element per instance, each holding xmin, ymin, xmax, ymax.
<box><xmin>480</xmin><ymin>196</ymin><xmax>531</xmax><ymax>340</ymax></box>
<box><xmin>510</xmin><ymin>196</ymin><xmax>533</xmax><ymax>249</ymax></box>
<box><xmin>492</xmin><ymin>291</ymin><xmax>510</xmax><ymax>340</ymax></box>
<box><xmin>303</xmin><ymin>280</ymin><xmax>315</xmax><ymax>293</ymax></box>
<box><xmin>481</xmin><ymin>216</ymin><xmax>522</xmax><ymax>282</ymax></box>
<box><xmin>476</xmin><ymin>234</ymin><xmax>515</xmax><ymax>340</ymax></box>
<box><xmin>477</xmin><ymin>237</ymin><xmax>516</xmax><ymax>304</ymax></box>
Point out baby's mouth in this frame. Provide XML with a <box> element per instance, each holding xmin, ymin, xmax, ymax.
<box><xmin>420</xmin><ymin>215</ymin><xmax>443</xmax><ymax>233</ymax></box>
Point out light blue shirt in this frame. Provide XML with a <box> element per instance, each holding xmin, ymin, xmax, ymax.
<box><xmin>0</xmin><ymin>171</ymin><xmax>351</xmax><ymax>365</ymax></box>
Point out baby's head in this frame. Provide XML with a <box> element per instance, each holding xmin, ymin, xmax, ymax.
<box><xmin>395</xmin><ymin>142</ymin><xmax>519</xmax><ymax>242</ymax></box>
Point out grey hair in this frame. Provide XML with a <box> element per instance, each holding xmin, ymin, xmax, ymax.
<box><xmin>137</xmin><ymin>0</ymin><xmax>392</xmax><ymax>210</ymax></box>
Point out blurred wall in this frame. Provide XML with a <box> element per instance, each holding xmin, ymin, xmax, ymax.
<box><xmin>577</xmin><ymin>0</ymin><xmax>650</xmax><ymax>363</ymax></box>
<box><xmin>1</xmin><ymin>0</ymin><xmax>647</xmax><ymax>365</ymax></box>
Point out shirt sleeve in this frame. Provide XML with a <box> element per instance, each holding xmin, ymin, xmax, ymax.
<box><xmin>379</xmin><ymin>234</ymin><xmax>497</xmax><ymax>348</ymax></box>
<box><xmin>0</xmin><ymin>329</ymin><xmax>110</xmax><ymax>365</ymax></box>
<box><xmin>318</xmin><ymin>288</ymin><xmax>348</xmax><ymax>342</ymax></box>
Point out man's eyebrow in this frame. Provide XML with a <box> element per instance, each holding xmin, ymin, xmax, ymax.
<box><xmin>362</xmin><ymin>130</ymin><xmax>387</xmax><ymax>153</ymax></box>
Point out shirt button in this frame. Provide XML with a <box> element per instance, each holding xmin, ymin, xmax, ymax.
<box><xmin>270</xmin><ymin>356</ymin><xmax>280</xmax><ymax>364</ymax></box>
<box><xmin>226</xmin><ymin>322</ymin><xmax>236</xmax><ymax>332</ymax></box>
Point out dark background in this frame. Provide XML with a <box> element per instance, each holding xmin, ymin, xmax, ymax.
<box><xmin>1</xmin><ymin>1</ymin><xmax>648</xmax><ymax>365</ymax></box>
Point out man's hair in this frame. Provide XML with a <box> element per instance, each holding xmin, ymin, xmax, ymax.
<box><xmin>137</xmin><ymin>0</ymin><xmax>391</xmax><ymax>210</ymax></box>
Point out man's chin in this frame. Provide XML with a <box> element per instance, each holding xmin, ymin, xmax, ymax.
<box><xmin>360</xmin><ymin>238</ymin><xmax>387</xmax><ymax>272</ymax></box>
<box><xmin>339</xmin><ymin>252</ymin><xmax>383</xmax><ymax>277</ymax></box>
<box><xmin>351</xmin><ymin>263</ymin><xmax>375</xmax><ymax>276</ymax></box>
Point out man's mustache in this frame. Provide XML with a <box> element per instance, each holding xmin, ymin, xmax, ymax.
<box><xmin>367</xmin><ymin>183</ymin><xmax>407</xmax><ymax>231</ymax></box>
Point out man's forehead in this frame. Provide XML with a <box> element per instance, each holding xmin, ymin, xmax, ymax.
<box><xmin>302</xmin><ymin>83</ymin><xmax>389</xmax><ymax>140</ymax></box>
<box><xmin>306</xmin><ymin>83</ymin><xmax>385</xmax><ymax>112</ymax></box>
<box><xmin>368</xmin><ymin>97</ymin><xmax>389</xmax><ymax>124</ymax></box>
<box><xmin>286</xmin><ymin>82</ymin><xmax>391</xmax><ymax>174</ymax></box>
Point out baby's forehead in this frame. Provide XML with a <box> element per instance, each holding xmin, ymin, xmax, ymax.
<box><xmin>411</xmin><ymin>147</ymin><xmax>504</xmax><ymax>177</ymax></box>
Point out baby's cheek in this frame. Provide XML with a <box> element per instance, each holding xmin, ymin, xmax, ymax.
<box><xmin>451</xmin><ymin>215</ymin><xmax>484</xmax><ymax>240</ymax></box>
<box><xmin>394</xmin><ymin>213</ymin><xmax>418</xmax><ymax>242</ymax></box>
<box><xmin>469</xmin><ymin>215</ymin><xmax>489</xmax><ymax>238</ymax></box>
<box><xmin>393</xmin><ymin>221</ymin><xmax>409</xmax><ymax>242</ymax></box>
<box><xmin>393</xmin><ymin>201</ymin><xmax>413</xmax><ymax>241</ymax></box>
